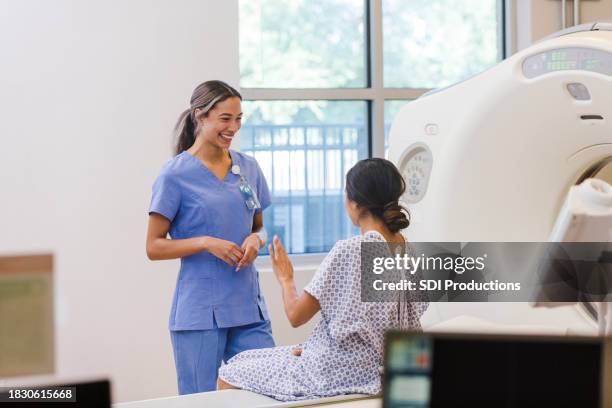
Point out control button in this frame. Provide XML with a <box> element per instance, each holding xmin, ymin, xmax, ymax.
<box><xmin>424</xmin><ymin>123</ymin><xmax>438</xmax><ymax>136</ymax></box>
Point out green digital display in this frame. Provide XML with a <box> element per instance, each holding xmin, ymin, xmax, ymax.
<box><xmin>523</xmin><ymin>47</ymin><xmax>612</xmax><ymax>78</ymax></box>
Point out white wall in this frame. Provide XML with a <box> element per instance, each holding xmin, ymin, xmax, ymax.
<box><xmin>514</xmin><ymin>0</ymin><xmax>612</xmax><ymax>52</ymax></box>
<box><xmin>0</xmin><ymin>0</ymin><xmax>241</xmax><ymax>402</ymax></box>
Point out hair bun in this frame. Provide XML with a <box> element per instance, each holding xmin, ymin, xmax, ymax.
<box><xmin>345</xmin><ymin>158</ymin><xmax>411</xmax><ymax>234</ymax></box>
<box><xmin>382</xmin><ymin>202</ymin><xmax>410</xmax><ymax>233</ymax></box>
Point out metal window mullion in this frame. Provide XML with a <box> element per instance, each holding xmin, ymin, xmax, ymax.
<box><xmin>322</xmin><ymin>126</ymin><xmax>329</xmax><ymax>252</ymax></box>
<box><xmin>368</xmin><ymin>0</ymin><xmax>385</xmax><ymax>158</ymax></box>
<box><xmin>241</xmin><ymin>88</ymin><xmax>369</xmax><ymax>100</ymax></box>
<box><xmin>381</xmin><ymin>88</ymin><xmax>430</xmax><ymax>99</ymax></box>
<box><xmin>497</xmin><ymin>0</ymin><xmax>513</xmax><ymax>61</ymax></box>
<box><xmin>503</xmin><ymin>0</ymin><xmax>514</xmax><ymax>57</ymax></box>
<box><xmin>304</xmin><ymin>129</ymin><xmax>310</xmax><ymax>252</ymax></box>
<box><xmin>241</xmin><ymin>88</ymin><xmax>429</xmax><ymax>101</ymax></box>
<box><xmin>270</xmin><ymin>128</ymin><xmax>280</xmax><ymax>250</ymax></box>
<box><xmin>286</xmin><ymin>129</ymin><xmax>294</xmax><ymax>252</ymax></box>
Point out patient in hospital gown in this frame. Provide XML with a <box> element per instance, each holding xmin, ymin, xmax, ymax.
<box><xmin>218</xmin><ymin>159</ymin><xmax>428</xmax><ymax>401</ymax></box>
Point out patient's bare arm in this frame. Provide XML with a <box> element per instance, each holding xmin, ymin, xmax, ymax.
<box><xmin>269</xmin><ymin>236</ymin><xmax>321</xmax><ymax>328</ymax></box>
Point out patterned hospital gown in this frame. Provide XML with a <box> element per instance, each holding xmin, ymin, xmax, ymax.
<box><xmin>218</xmin><ymin>231</ymin><xmax>428</xmax><ymax>401</ymax></box>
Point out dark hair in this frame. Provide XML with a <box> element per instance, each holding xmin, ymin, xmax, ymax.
<box><xmin>345</xmin><ymin>158</ymin><xmax>410</xmax><ymax>233</ymax></box>
<box><xmin>174</xmin><ymin>80</ymin><xmax>242</xmax><ymax>155</ymax></box>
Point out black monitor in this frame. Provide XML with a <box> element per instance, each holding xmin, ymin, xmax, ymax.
<box><xmin>383</xmin><ymin>331</ymin><xmax>610</xmax><ymax>408</ymax></box>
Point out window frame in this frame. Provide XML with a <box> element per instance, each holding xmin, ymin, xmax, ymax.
<box><xmin>243</xmin><ymin>0</ymin><xmax>508</xmax><ymax>264</ymax></box>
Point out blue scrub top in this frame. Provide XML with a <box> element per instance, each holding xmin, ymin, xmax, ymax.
<box><xmin>149</xmin><ymin>150</ymin><xmax>271</xmax><ymax>330</ymax></box>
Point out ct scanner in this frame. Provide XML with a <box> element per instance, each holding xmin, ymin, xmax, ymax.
<box><xmin>388</xmin><ymin>22</ymin><xmax>612</xmax><ymax>335</ymax></box>
<box><xmin>113</xmin><ymin>22</ymin><xmax>612</xmax><ymax>408</ymax></box>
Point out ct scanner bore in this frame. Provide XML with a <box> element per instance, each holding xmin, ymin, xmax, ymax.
<box><xmin>388</xmin><ymin>22</ymin><xmax>612</xmax><ymax>334</ymax></box>
<box><xmin>576</xmin><ymin>160</ymin><xmax>612</xmax><ymax>324</ymax></box>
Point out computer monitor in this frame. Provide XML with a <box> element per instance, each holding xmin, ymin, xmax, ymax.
<box><xmin>383</xmin><ymin>331</ymin><xmax>612</xmax><ymax>408</ymax></box>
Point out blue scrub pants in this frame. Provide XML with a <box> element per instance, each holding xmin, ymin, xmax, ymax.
<box><xmin>170</xmin><ymin>319</ymin><xmax>274</xmax><ymax>394</ymax></box>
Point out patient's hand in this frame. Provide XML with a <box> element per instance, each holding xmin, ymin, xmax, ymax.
<box><xmin>269</xmin><ymin>235</ymin><xmax>294</xmax><ymax>284</ymax></box>
<box><xmin>270</xmin><ymin>236</ymin><xmax>320</xmax><ymax>327</ymax></box>
<box><xmin>291</xmin><ymin>347</ymin><xmax>302</xmax><ymax>356</ymax></box>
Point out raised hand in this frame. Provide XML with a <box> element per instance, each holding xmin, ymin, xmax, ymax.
<box><xmin>268</xmin><ymin>235</ymin><xmax>294</xmax><ymax>284</ymax></box>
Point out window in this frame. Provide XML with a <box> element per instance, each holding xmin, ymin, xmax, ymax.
<box><xmin>241</xmin><ymin>100</ymin><xmax>368</xmax><ymax>253</ymax></box>
<box><xmin>384</xmin><ymin>99</ymin><xmax>412</xmax><ymax>158</ymax></box>
<box><xmin>239</xmin><ymin>0</ymin><xmax>505</xmax><ymax>254</ymax></box>
<box><xmin>383</xmin><ymin>0</ymin><xmax>504</xmax><ymax>88</ymax></box>
<box><xmin>239</xmin><ymin>0</ymin><xmax>366</xmax><ymax>88</ymax></box>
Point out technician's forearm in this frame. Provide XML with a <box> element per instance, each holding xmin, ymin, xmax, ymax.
<box><xmin>146</xmin><ymin>236</ymin><xmax>207</xmax><ymax>261</ymax></box>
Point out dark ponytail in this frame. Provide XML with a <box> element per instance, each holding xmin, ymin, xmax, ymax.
<box><xmin>174</xmin><ymin>109</ymin><xmax>196</xmax><ymax>155</ymax></box>
<box><xmin>345</xmin><ymin>158</ymin><xmax>410</xmax><ymax>233</ymax></box>
<box><xmin>174</xmin><ymin>80</ymin><xmax>242</xmax><ymax>155</ymax></box>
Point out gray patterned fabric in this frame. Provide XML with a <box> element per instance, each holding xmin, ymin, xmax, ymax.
<box><xmin>218</xmin><ymin>231</ymin><xmax>427</xmax><ymax>401</ymax></box>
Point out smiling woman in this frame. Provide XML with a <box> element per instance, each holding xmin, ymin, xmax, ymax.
<box><xmin>145</xmin><ymin>80</ymin><xmax>275</xmax><ymax>395</ymax></box>
<box><xmin>174</xmin><ymin>81</ymin><xmax>243</xmax><ymax>155</ymax></box>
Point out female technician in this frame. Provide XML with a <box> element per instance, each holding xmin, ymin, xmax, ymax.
<box><xmin>146</xmin><ymin>80</ymin><xmax>274</xmax><ymax>394</ymax></box>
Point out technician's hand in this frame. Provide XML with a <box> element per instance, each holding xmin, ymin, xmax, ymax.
<box><xmin>269</xmin><ymin>235</ymin><xmax>294</xmax><ymax>284</ymax></box>
<box><xmin>236</xmin><ymin>233</ymin><xmax>262</xmax><ymax>271</ymax></box>
<box><xmin>204</xmin><ymin>237</ymin><xmax>244</xmax><ymax>267</ymax></box>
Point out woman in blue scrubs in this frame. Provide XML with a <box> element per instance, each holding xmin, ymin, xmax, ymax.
<box><xmin>146</xmin><ymin>80</ymin><xmax>275</xmax><ymax>394</ymax></box>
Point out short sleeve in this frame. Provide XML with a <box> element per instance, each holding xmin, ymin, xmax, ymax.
<box><xmin>149</xmin><ymin>172</ymin><xmax>181</xmax><ymax>222</ymax></box>
<box><xmin>254</xmin><ymin>161</ymin><xmax>271</xmax><ymax>212</ymax></box>
<box><xmin>304</xmin><ymin>240</ymin><xmax>345</xmax><ymax>309</ymax></box>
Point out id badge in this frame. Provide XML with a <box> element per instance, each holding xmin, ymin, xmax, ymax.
<box><xmin>239</xmin><ymin>176</ymin><xmax>261</xmax><ymax>210</ymax></box>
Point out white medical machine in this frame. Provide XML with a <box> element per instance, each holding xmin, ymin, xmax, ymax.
<box><xmin>388</xmin><ymin>22</ymin><xmax>612</xmax><ymax>334</ymax></box>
